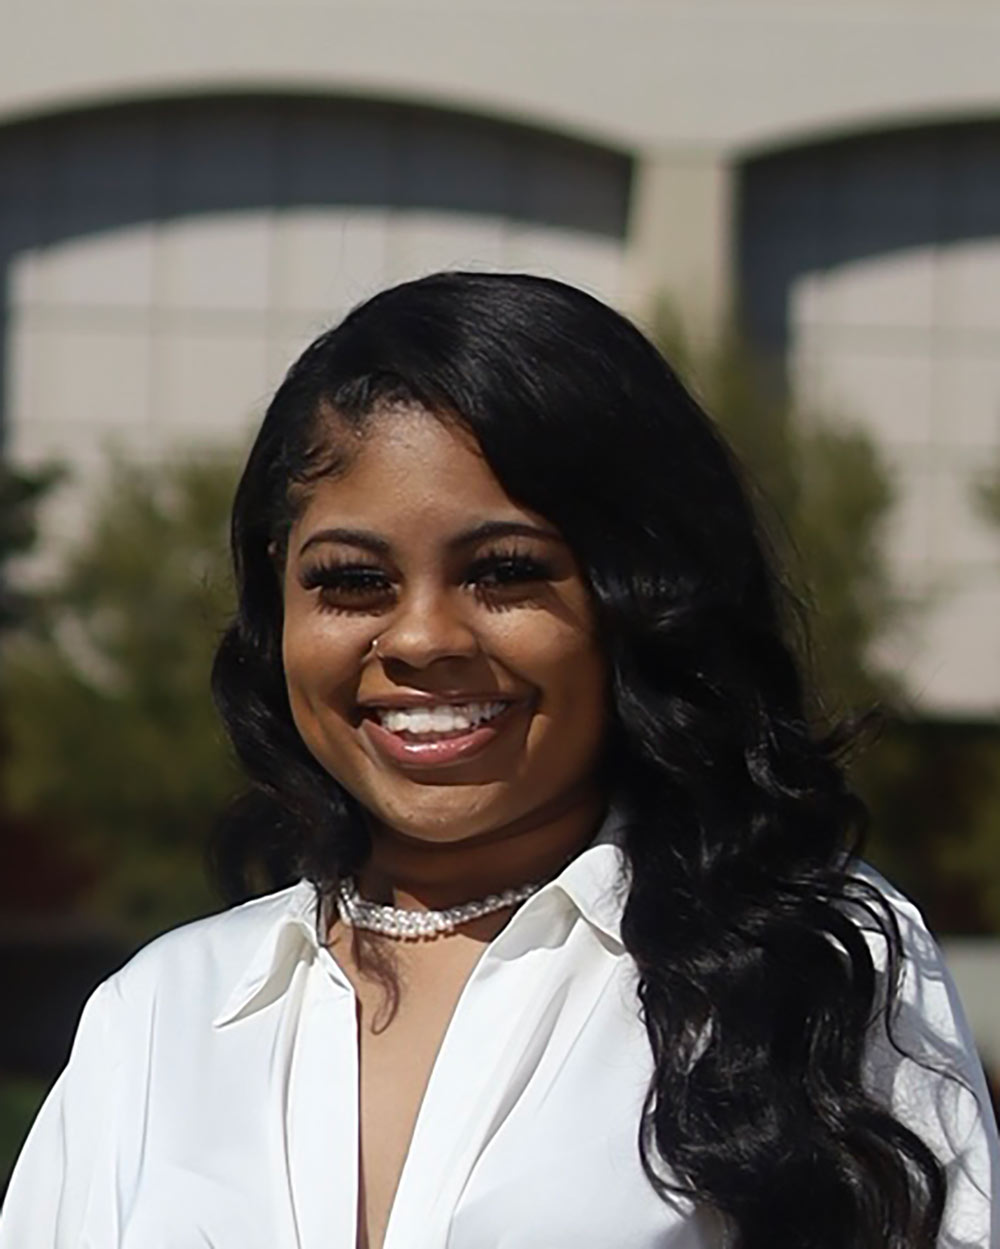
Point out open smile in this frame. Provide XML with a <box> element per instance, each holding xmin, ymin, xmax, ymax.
<box><xmin>358</xmin><ymin>698</ymin><xmax>524</xmax><ymax>768</ymax></box>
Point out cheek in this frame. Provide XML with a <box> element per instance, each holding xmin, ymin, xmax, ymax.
<box><xmin>498</xmin><ymin>615</ymin><xmax>608</xmax><ymax>744</ymax></box>
<box><xmin>281</xmin><ymin>613</ymin><xmax>363</xmax><ymax>751</ymax></box>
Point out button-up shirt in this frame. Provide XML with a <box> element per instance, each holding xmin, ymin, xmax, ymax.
<box><xmin>1</xmin><ymin>836</ymin><xmax>997</xmax><ymax>1248</ymax></box>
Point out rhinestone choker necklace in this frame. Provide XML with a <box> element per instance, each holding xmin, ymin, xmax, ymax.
<box><xmin>335</xmin><ymin>876</ymin><xmax>544</xmax><ymax>940</ymax></box>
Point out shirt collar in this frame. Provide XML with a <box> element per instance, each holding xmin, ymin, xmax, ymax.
<box><xmin>546</xmin><ymin>805</ymin><xmax>629</xmax><ymax>949</ymax></box>
<box><xmin>213</xmin><ymin>806</ymin><xmax>630</xmax><ymax>1029</ymax></box>
<box><xmin>213</xmin><ymin>881</ymin><xmax>325</xmax><ymax>1028</ymax></box>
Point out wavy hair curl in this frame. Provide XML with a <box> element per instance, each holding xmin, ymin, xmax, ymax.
<box><xmin>211</xmin><ymin>271</ymin><xmax>945</xmax><ymax>1248</ymax></box>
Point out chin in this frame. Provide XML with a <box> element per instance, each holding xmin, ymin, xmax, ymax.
<box><xmin>367</xmin><ymin>788</ymin><xmax>520</xmax><ymax>845</ymax></box>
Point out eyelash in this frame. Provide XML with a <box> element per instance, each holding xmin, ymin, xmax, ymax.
<box><xmin>299</xmin><ymin>547</ymin><xmax>554</xmax><ymax>610</ymax></box>
<box><xmin>467</xmin><ymin>548</ymin><xmax>553</xmax><ymax>589</ymax></box>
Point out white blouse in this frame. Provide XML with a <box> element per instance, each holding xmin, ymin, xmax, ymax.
<box><xmin>1</xmin><ymin>837</ymin><xmax>997</xmax><ymax>1248</ymax></box>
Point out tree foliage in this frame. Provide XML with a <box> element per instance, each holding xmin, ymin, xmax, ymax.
<box><xmin>924</xmin><ymin>452</ymin><xmax>1000</xmax><ymax>929</ymax></box>
<box><xmin>651</xmin><ymin>309</ymin><xmax>900</xmax><ymax>714</ymax></box>
<box><xmin>855</xmin><ymin>720</ymin><xmax>1000</xmax><ymax>933</ymax></box>
<box><xmin>0</xmin><ymin>463</ymin><xmax>63</xmax><ymax>635</ymax></box>
<box><xmin>650</xmin><ymin>310</ymin><xmax>1000</xmax><ymax>933</ymax></box>
<box><xmin>0</xmin><ymin>460</ymin><xmax>90</xmax><ymax>915</ymax></box>
<box><xmin>974</xmin><ymin>454</ymin><xmax>1000</xmax><ymax>529</ymax></box>
<box><xmin>2</xmin><ymin>343</ymin><xmax>997</xmax><ymax>936</ymax></box>
<box><xmin>1</xmin><ymin>451</ymin><xmax>243</xmax><ymax>937</ymax></box>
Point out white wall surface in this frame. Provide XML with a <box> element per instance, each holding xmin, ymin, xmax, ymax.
<box><xmin>1</xmin><ymin>3</ymin><xmax>998</xmax><ymax>715</ymax></box>
<box><xmin>0</xmin><ymin>98</ymin><xmax>627</xmax><ymax>563</ymax></box>
<box><xmin>741</xmin><ymin>128</ymin><xmax>1000</xmax><ymax>715</ymax></box>
<box><xmin>1</xmin><ymin>1</ymin><xmax>1000</xmax><ymax>155</ymax></box>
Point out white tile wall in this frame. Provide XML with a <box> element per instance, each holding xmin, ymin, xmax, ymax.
<box><xmin>807</xmin><ymin>346</ymin><xmax>935</xmax><ymax>450</ymax></box>
<box><xmin>29</xmin><ymin>324</ymin><xmax>153</xmax><ymax>440</ymax></box>
<box><xmin>264</xmin><ymin>320</ymin><xmax>330</xmax><ymax>395</ymax></box>
<box><xmin>152</xmin><ymin>328</ymin><xmax>271</xmax><ymax>444</ymax></box>
<box><xmin>34</xmin><ymin>225</ymin><xmax>156</xmax><ymax>311</ymax></box>
<box><xmin>878</xmin><ymin>449</ymin><xmax>933</xmax><ymax>571</ymax></box>
<box><xmin>788</xmin><ymin>270</ymin><xmax>830</xmax><ymax>331</ymax></box>
<box><xmin>938</xmin><ymin>238</ymin><xmax>1000</xmax><ymax>331</ymax></box>
<box><xmin>383</xmin><ymin>211</ymin><xmax>509</xmax><ymax>285</ymax></box>
<box><xmin>823</xmin><ymin>246</ymin><xmax>937</xmax><ymax>331</ymax></box>
<box><xmin>928</xmin><ymin>460</ymin><xmax>1000</xmax><ymax>569</ymax></box>
<box><xmin>938</xmin><ymin>355</ymin><xmax>1000</xmax><ymax>449</ymax></box>
<box><xmin>0</xmin><ymin>101</ymin><xmax>629</xmax><ymax>620</ymax></box>
<box><xmin>745</xmin><ymin>135</ymin><xmax>1000</xmax><ymax>713</ymax></box>
<box><xmin>157</xmin><ymin>215</ymin><xmax>273</xmax><ymax>314</ymax></box>
<box><xmin>5</xmin><ymin>306</ymin><xmax>37</xmax><ymax>439</ymax></box>
<box><xmin>272</xmin><ymin>209</ymin><xmax>389</xmax><ymax>316</ymax></box>
<box><xmin>4</xmin><ymin>211</ymin><xmax>625</xmax><ymax>587</ymax></box>
<box><xmin>902</xmin><ymin>581</ymin><xmax>1000</xmax><ymax>716</ymax></box>
<box><xmin>7</xmin><ymin>242</ymin><xmax>46</xmax><ymax>308</ymax></box>
<box><xmin>777</xmin><ymin>208</ymin><xmax>1000</xmax><ymax>711</ymax></box>
<box><xmin>502</xmin><ymin>224</ymin><xmax>624</xmax><ymax>301</ymax></box>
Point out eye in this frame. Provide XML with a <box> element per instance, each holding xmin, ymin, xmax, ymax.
<box><xmin>465</xmin><ymin>549</ymin><xmax>554</xmax><ymax>596</ymax></box>
<box><xmin>299</xmin><ymin>561</ymin><xmax>395</xmax><ymax>612</ymax></box>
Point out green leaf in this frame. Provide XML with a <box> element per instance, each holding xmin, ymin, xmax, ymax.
<box><xmin>1</xmin><ymin>448</ymin><xmax>246</xmax><ymax>939</ymax></box>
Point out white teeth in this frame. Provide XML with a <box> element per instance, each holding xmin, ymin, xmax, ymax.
<box><xmin>375</xmin><ymin>701</ymin><xmax>509</xmax><ymax>735</ymax></box>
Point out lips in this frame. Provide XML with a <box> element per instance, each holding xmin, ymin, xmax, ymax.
<box><xmin>372</xmin><ymin>700</ymin><xmax>509</xmax><ymax>736</ymax></box>
<box><xmin>358</xmin><ymin>696</ymin><xmax>524</xmax><ymax>768</ymax></box>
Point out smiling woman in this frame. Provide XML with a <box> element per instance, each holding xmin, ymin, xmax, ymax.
<box><xmin>280</xmin><ymin>413</ymin><xmax>606</xmax><ymax>869</ymax></box>
<box><xmin>0</xmin><ymin>273</ymin><xmax>997</xmax><ymax>1249</ymax></box>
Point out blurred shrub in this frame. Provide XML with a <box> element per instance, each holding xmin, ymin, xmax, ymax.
<box><xmin>0</xmin><ymin>449</ymin><xmax>244</xmax><ymax>939</ymax></box>
<box><xmin>854</xmin><ymin>720</ymin><xmax>1000</xmax><ymax>933</ymax></box>
<box><xmin>653</xmin><ymin>308</ymin><xmax>1000</xmax><ymax>934</ymax></box>
<box><xmin>652</xmin><ymin>308</ymin><xmax>900</xmax><ymax>714</ymax></box>
<box><xmin>974</xmin><ymin>454</ymin><xmax>1000</xmax><ymax>527</ymax></box>
<box><xmin>2</xmin><ymin>354</ymin><xmax>998</xmax><ymax>938</ymax></box>
<box><xmin>0</xmin><ymin>462</ymin><xmax>64</xmax><ymax>635</ymax></box>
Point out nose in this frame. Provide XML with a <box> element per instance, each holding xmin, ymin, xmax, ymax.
<box><xmin>372</xmin><ymin>589</ymin><xmax>479</xmax><ymax>670</ymax></box>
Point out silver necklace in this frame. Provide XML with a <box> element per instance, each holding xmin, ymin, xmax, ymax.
<box><xmin>335</xmin><ymin>876</ymin><xmax>544</xmax><ymax>940</ymax></box>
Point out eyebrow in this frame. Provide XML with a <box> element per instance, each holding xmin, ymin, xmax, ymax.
<box><xmin>297</xmin><ymin>520</ymin><xmax>561</xmax><ymax>559</ymax></box>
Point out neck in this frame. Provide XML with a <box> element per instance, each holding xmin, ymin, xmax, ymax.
<box><xmin>357</xmin><ymin>783</ymin><xmax>607</xmax><ymax>912</ymax></box>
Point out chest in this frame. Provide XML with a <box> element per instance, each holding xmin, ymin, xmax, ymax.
<box><xmin>114</xmin><ymin>932</ymin><xmax>710</xmax><ymax>1249</ymax></box>
<box><xmin>351</xmin><ymin>946</ymin><xmax>484</xmax><ymax>1249</ymax></box>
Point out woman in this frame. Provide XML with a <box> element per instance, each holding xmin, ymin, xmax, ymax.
<box><xmin>1</xmin><ymin>272</ymin><xmax>996</xmax><ymax>1248</ymax></box>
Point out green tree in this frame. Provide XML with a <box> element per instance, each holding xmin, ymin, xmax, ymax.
<box><xmin>860</xmin><ymin>720</ymin><xmax>1000</xmax><ymax>932</ymax></box>
<box><xmin>0</xmin><ymin>462</ymin><xmax>63</xmax><ymax>634</ymax></box>
<box><xmin>652</xmin><ymin>311</ymin><xmax>1000</xmax><ymax>933</ymax></box>
<box><xmin>851</xmin><ymin>421</ymin><xmax>1000</xmax><ymax>933</ymax></box>
<box><xmin>929</xmin><ymin>451</ymin><xmax>1000</xmax><ymax>930</ymax></box>
<box><xmin>0</xmin><ymin>460</ymin><xmax>92</xmax><ymax>913</ymax></box>
<box><xmin>1</xmin><ymin>449</ymin><xmax>244</xmax><ymax>938</ymax></box>
<box><xmin>652</xmin><ymin>310</ymin><xmax>900</xmax><ymax>714</ymax></box>
<box><xmin>974</xmin><ymin>454</ymin><xmax>1000</xmax><ymax>528</ymax></box>
<box><xmin>0</xmin><ymin>461</ymin><xmax>73</xmax><ymax>1189</ymax></box>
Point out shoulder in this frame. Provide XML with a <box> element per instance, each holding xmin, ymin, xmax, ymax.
<box><xmin>846</xmin><ymin>864</ymin><xmax>1000</xmax><ymax>1242</ymax></box>
<box><xmin>843</xmin><ymin>860</ymin><xmax>971</xmax><ymax>1043</ymax></box>
<box><xmin>842</xmin><ymin>859</ymin><xmax>942</xmax><ymax>971</ymax></box>
<box><xmin>103</xmin><ymin>880</ymin><xmax>317</xmax><ymax>1025</ymax></box>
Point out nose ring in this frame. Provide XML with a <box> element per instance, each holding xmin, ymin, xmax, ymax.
<box><xmin>368</xmin><ymin>635</ymin><xmax>381</xmax><ymax>657</ymax></box>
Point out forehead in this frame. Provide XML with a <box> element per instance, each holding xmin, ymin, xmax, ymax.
<box><xmin>291</xmin><ymin>406</ymin><xmax>538</xmax><ymax>536</ymax></box>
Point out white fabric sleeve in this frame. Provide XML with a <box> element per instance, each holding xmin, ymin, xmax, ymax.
<box><xmin>858</xmin><ymin>870</ymin><xmax>1000</xmax><ymax>1248</ymax></box>
<box><xmin>0</xmin><ymin>978</ymin><xmax>121</xmax><ymax>1247</ymax></box>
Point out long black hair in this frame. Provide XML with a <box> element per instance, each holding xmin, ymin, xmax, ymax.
<box><xmin>211</xmin><ymin>271</ymin><xmax>945</xmax><ymax>1248</ymax></box>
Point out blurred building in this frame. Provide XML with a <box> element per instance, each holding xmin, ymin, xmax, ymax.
<box><xmin>0</xmin><ymin>0</ymin><xmax>999</xmax><ymax>1138</ymax></box>
<box><xmin>0</xmin><ymin>2</ymin><xmax>998</xmax><ymax>711</ymax></box>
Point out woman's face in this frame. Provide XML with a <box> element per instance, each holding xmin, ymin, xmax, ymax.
<box><xmin>280</xmin><ymin>406</ymin><xmax>608</xmax><ymax>845</ymax></box>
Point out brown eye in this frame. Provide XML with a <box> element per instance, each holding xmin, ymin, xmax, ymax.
<box><xmin>465</xmin><ymin>552</ymin><xmax>554</xmax><ymax>592</ymax></box>
<box><xmin>300</xmin><ymin>562</ymin><xmax>395</xmax><ymax>611</ymax></box>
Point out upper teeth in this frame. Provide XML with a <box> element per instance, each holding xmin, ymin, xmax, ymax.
<box><xmin>375</xmin><ymin>701</ymin><xmax>509</xmax><ymax>734</ymax></box>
